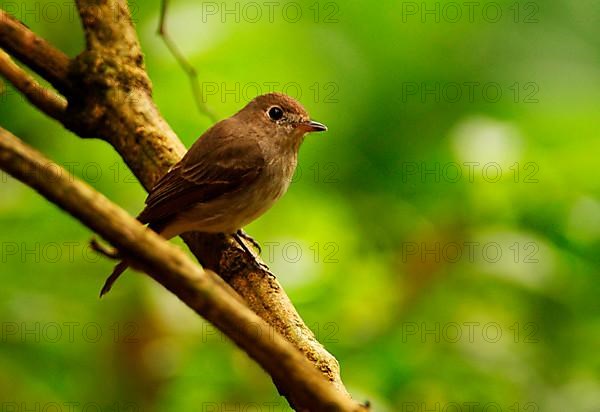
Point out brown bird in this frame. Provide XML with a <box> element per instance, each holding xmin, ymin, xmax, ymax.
<box><xmin>101</xmin><ymin>92</ymin><xmax>327</xmax><ymax>296</ymax></box>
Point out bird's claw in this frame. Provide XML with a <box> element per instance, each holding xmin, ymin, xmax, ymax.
<box><xmin>231</xmin><ymin>232</ymin><xmax>275</xmax><ymax>279</ymax></box>
<box><xmin>256</xmin><ymin>261</ymin><xmax>276</xmax><ymax>279</ymax></box>
<box><xmin>236</xmin><ymin>229</ymin><xmax>262</xmax><ymax>254</ymax></box>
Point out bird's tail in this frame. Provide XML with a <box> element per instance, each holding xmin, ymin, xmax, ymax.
<box><xmin>100</xmin><ymin>260</ymin><xmax>129</xmax><ymax>297</ymax></box>
<box><xmin>99</xmin><ymin>219</ymin><xmax>167</xmax><ymax>298</ymax></box>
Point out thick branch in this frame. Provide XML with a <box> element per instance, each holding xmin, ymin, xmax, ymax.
<box><xmin>0</xmin><ymin>9</ymin><xmax>70</xmax><ymax>92</ymax></box>
<box><xmin>1</xmin><ymin>0</ymin><xmax>357</xmax><ymax>406</ymax></box>
<box><xmin>0</xmin><ymin>49</ymin><xmax>66</xmax><ymax>121</ymax></box>
<box><xmin>71</xmin><ymin>0</ymin><xmax>349</xmax><ymax>395</ymax></box>
<box><xmin>0</xmin><ymin>127</ymin><xmax>366</xmax><ymax>412</ymax></box>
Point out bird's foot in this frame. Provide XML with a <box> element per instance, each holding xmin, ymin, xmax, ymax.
<box><xmin>256</xmin><ymin>261</ymin><xmax>276</xmax><ymax>279</ymax></box>
<box><xmin>235</xmin><ymin>229</ymin><xmax>261</xmax><ymax>254</ymax></box>
<box><xmin>232</xmin><ymin>232</ymin><xmax>275</xmax><ymax>279</ymax></box>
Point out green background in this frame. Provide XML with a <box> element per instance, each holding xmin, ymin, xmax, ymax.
<box><xmin>1</xmin><ymin>0</ymin><xmax>599</xmax><ymax>411</ymax></box>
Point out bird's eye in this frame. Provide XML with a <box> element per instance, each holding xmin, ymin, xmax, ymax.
<box><xmin>268</xmin><ymin>106</ymin><xmax>284</xmax><ymax>121</ymax></box>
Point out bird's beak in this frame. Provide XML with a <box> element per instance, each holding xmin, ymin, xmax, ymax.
<box><xmin>300</xmin><ymin>120</ymin><xmax>328</xmax><ymax>133</ymax></box>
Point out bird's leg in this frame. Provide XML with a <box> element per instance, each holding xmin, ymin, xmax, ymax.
<box><xmin>236</xmin><ymin>229</ymin><xmax>262</xmax><ymax>254</ymax></box>
<box><xmin>232</xmin><ymin>232</ymin><xmax>255</xmax><ymax>256</ymax></box>
<box><xmin>232</xmin><ymin>232</ymin><xmax>275</xmax><ymax>278</ymax></box>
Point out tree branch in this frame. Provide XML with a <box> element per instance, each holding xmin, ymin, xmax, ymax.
<box><xmin>0</xmin><ymin>49</ymin><xmax>67</xmax><ymax>121</ymax></box>
<box><xmin>0</xmin><ymin>126</ymin><xmax>365</xmax><ymax>412</ymax></box>
<box><xmin>0</xmin><ymin>9</ymin><xmax>71</xmax><ymax>93</ymax></box>
<box><xmin>70</xmin><ymin>0</ymin><xmax>350</xmax><ymax>395</ymax></box>
<box><xmin>158</xmin><ymin>0</ymin><xmax>218</xmax><ymax>122</ymax></box>
<box><xmin>0</xmin><ymin>0</ymin><xmax>360</xmax><ymax>407</ymax></box>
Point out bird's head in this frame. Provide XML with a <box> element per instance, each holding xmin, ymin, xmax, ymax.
<box><xmin>236</xmin><ymin>92</ymin><xmax>327</xmax><ymax>151</ymax></box>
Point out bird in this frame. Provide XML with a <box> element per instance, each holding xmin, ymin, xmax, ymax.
<box><xmin>100</xmin><ymin>92</ymin><xmax>327</xmax><ymax>296</ymax></box>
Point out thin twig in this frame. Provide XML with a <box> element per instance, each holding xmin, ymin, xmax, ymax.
<box><xmin>0</xmin><ymin>9</ymin><xmax>70</xmax><ymax>93</ymax></box>
<box><xmin>90</xmin><ymin>238</ymin><xmax>120</xmax><ymax>259</ymax></box>
<box><xmin>158</xmin><ymin>0</ymin><xmax>218</xmax><ymax>122</ymax></box>
<box><xmin>0</xmin><ymin>126</ymin><xmax>366</xmax><ymax>412</ymax></box>
<box><xmin>0</xmin><ymin>49</ymin><xmax>67</xmax><ymax>121</ymax></box>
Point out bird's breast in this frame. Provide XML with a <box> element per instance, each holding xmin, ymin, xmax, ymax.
<box><xmin>172</xmin><ymin>153</ymin><xmax>298</xmax><ymax>235</ymax></box>
<box><xmin>255</xmin><ymin>154</ymin><xmax>297</xmax><ymax>205</ymax></box>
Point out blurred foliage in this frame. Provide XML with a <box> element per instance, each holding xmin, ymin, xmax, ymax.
<box><xmin>1</xmin><ymin>0</ymin><xmax>599</xmax><ymax>411</ymax></box>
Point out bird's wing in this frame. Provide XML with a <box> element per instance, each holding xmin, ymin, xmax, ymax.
<box><xmin>137</xmin><ymin>120</ymin><xmax>265</xmax><ymax>224</ymax></box>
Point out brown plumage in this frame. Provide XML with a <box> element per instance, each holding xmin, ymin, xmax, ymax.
<box><xmin>101</xmin><ymin>93</ymin><xmax>327</xmax><ymax>296</ymax></box>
